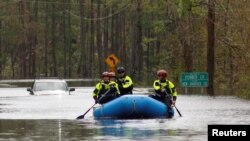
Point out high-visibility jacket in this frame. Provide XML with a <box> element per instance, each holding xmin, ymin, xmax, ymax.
<box><xmin>109</xmin><ymin>80</ymin><xmax>120</xmax><ymax>94</ymax></box>
<box><xmin>117</xmin><ymin>75</ymin><xmax>133</xmax><ymax>95</ymax></box>
<box><xmin>153</xmin><ymin>79</ymin><xmax>177</xmax><ymax>100</ymax></box>
<box><xmin>92</xmin><ymin>80</ymin><xmax>120</xmax><ymax>100</ymax></box>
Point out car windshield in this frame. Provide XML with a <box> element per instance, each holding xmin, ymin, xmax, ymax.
<box><xmin>33</xmin><ymin>82</ymin><xmax>67</xmax><ymax>91</ymax></box>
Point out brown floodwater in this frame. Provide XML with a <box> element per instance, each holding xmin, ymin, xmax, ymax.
<box><xmin>0</xmin><ymin>87</ymin><xmax>250</xmax><ymax>141</ymax></box>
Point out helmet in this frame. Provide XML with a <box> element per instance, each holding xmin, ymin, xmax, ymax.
<box><xmin>117</xmin><ymin>67</ymin><xmax>125</xmax><ymax>74</ymax></box>
<box><xmin>102</xmin><ymin>71</ymin><xmax>109</xmax><ymax>77</ymax></box>
<box><xmin>157</xmin><ymin>69</ymin><xmax>167</xmax><ymax>78</ymax></box>
<box><xmin>109</xmin><ymin>72</ymin><xmax>116</xmax><ymax>78</ymax></box>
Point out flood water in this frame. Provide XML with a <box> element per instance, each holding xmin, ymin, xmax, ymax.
<box><xmin>0</xmin><ymin>87</ymin><xmax>250</xmax><ymax>141</ymax></box>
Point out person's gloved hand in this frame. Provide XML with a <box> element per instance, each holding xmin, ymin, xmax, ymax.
<box><xmin>161</xmin><ymin>88</ymin><xmax>165</xmax><ymax>93</ymax></box>
<box><xmin>118</xmin><ymin>85</ymin><xmax>123</xmax><ymax>91</ymax></box>
<box><xmin>162</xmin><ymin>86</ymin><xmax>168</xmax><ymax>92</ymax></box>
<box><xmin>95</xmin><ymin>99</ymin><xmax>98</xmax><ymax>104</ymax></box>
<box><xmin>117</xmin><ymin>79</ymin><xmax>124</xmax><ymax>85</ymax></box>
<box><xmin>109</xmin><ymin>84</ymin><xmax>116</xmax><ymax>90</ymax></box>
<box><xmin>155</xmin><ymin>93</ymin><xmax>162</xmax><ymax>98</ymax></box>
<box><xmin>94</xmin><ymin>96</ymin><xmax>98</xmax><ymax>104</ymax></box>
<box><xmin>172</xmin><ymin>100</ymin><xmax>176</xmax><ymax>106</ymax></box>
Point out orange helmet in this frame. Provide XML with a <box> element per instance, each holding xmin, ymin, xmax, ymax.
<box><xmin>109</xmin><ymin>72</ymin><xmax>116</xmax><ymax>78</ymax></box>
<box><xmin>102</xmin><ymin>71</ymin><xmax>109</xmax><ymax>78</ymax></box>
<box><xmin>157</xmin><ymin>69</ymin><xmax>167</xmax><ymax>78</ymax></box>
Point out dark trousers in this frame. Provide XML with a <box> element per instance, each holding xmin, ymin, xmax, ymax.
<box><xmin>98</xmin><ymin>95</ymin><xmax>117</xmax><ymax>104</ymax></box>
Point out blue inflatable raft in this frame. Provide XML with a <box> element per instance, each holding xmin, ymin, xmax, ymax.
<box><xmin>93</xmin><ymin>94</ymin><xmax>174</xmax><ymax>119</ymax></box>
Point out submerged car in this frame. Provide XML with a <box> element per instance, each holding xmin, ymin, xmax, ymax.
<box><xmin>27</xmin><ymin>79</ymin><xmax>75</xmax><ymax>95</ymax></box>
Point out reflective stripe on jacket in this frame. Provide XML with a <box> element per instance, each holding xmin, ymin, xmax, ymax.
<box><xmin>117</xmin><ymin>75</ymin><xmax>133</xmax><ymax>94</ymax></box>
<box><xmin>92</xmin><ymin>80</ymin><xmax>120</xmax><ymax>98</ymax></box>
<box><xmin>153</xmin><ymin>79</ymin><xmax>177</xmax><ymax>97</ymax></box>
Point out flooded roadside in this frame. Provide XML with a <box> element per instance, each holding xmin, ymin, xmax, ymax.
<box><xmin>0</xmin><ymin>88</ymin><xmax>250</xmax><ymax>141</ymax></box>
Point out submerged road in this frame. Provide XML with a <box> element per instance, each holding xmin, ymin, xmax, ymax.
<box><xmin>0</xmin><ymin>87</ymin><xmax>250</xmax><ymax>141</ymax></box>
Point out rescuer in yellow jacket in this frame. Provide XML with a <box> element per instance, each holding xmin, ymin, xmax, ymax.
<box><xmin>92</xmin><ymin>71</ymin><xmax>120</xmax><ymax>104</ymax></box>
<box><xmin>116</xmin><ymin>67</ymin><xmax>133</xmax><ymax>95</ymax></box>
<box><xmin>108</xmin><ymin>71</ymin><xmax>119</xmax><ymax>89</ymax></box>
<box><xmin>150</xmin><ymin>69</ymin><xmax>177</xmax><ymax>117</ymax></box>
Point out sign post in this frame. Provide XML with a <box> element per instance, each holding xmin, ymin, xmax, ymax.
<box><xmin>180</xmin><ymin>72</ymin><xmax>209</xmax><ymax>94</ymax></box>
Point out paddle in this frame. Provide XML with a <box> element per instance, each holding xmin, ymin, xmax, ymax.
<box><xmin>164</xmin><ymin>90</ymin><xmax>182</xmax><ymax>117</ymax></box>
<box><xmin>76</xmin><ymin>88</ymin><xmax>111</xmax><ymax>119</ymax></box>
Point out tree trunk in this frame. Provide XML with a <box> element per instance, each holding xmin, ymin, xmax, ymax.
<box><xmin>63</xmin><ymin>0</ymin><xmax>67</xmax><ymax>78</ymax></box>
<box><xmin>89</xmin><ymin>0</ymin><xmax>94</xmax><ymax>77</ymax></box>
<box><xmin>19</xmin><ymin>1</ymin><xmax>27</xmax><ymax>78</ymax></box>
<box><xmin>229</xmin><ymin>47</ymin><xmax>234</xmax><ymax>95</ymax></box>
<box><xmin>134</xmin><ymin>0</ymin><xmax>143</xmax><ymax>82</ymax></box>
<box><xmin>103</xmin><ymin>0</ymin><xmax>109</xmax><ymax>71</ymax></box>
<box><xmin>67</xmin><ymin>0</ymin><xmax>72</xmax><ymax>78</ymax></box>
<box><xmin>79</xmin><ymin>0</ymin><xmax>87</xmax><ymax>77</ymax></box>
<box><xmin>121</xmin><ymin>12</ymin><xmax>127</xmax><ymax>70</ymax></box>
<box><xmin>85</xmin><ymin>14</ymin><xmax>90</xmax><ymax>77</ymax></box>
<box><xmin>0</xmin><ymin>19</ymin><xmax>2</xmax><ymax>79</ymax></box>
<box><xmin>222</xmin><ymin>0</ymin><xmax>230</xmax><ymax>95</ymax></box>
<box><xmin>44</xmin><ymin>0</ymin><xmax>49</xmax><ymax>77</ymax></box>
<box><xmin>207</xmin><ymin>0</ymin><xmax>215</xmax><ymax>96</ymax></box>
<box><xmin>51</xmin><ymin>3</ymin><xmax>58</xmax><ymax>77</ymax></box>
<box><xmin>114</xmin><ymin>6</ymin><xmax>119</xmax><ymax>55</ymax></box>
<box><xmin>97</xmin><ymin>1</ymin><xmax>103</xmax><ymax>74</ymax></box>
<box><xmin>111</xmin><ymin>7</ymin><xmax>115</xmax><ymax>54</ymax></box>
<box><xmin>31</xmin><ymin>0</ymin><xmax>38</xmax><ymax>78</ymax></box>
<box><xmin>181</xmin><ymin>38</ymin><xmax>193</xmax><ymax>72</ymax></box>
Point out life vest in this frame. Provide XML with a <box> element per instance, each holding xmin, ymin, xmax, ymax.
<box><xmin>93</xmin><ymin>80</ymin><xmax>120</xmax><ymax>98</ymax></box>
<box><xmin>117</xmin><ymin>75</ymin><xmax>133</xmax><ymax>94</ymax></box>
<box><xmin>153</xmin><ymin>79</ymin><xmax>177</xmax><ymax>97</ymax></box>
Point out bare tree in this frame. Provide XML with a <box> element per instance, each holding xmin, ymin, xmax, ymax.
<box><xmin>67</xmin><ymin>0</ymin><xmax>72</xmax><ymax>78</ymax></box>
<box><xmin>89</xmin><ymin>0</ymin><xmax>94</xmax><ymax>77</ymax></box>
<box><xmin>0</xmin><ymin>19</ymin><xmax>2</xmax><ymax>79</ymax></box>
<box><xmin>134</xmin><ymin>0</ymin><xmax>143</xmax><ymax>82</ymax></box>
<box><xmin>51</xmin><ymin>3</ymin><xmax>58</xmax><ymax>77</ymax></box>
<box><xmin>103</xmin><ymin>0</ymin><xmax>109</xmax><ymax>71</ymax></box>
<box><xmin>63</xmin><ymin>0</ymin><xmax>67</xmax><ymax>78</ymax></box>
<box><xmin>31</xmin><ymin>0</ymin><xmax>38</xmax><ymax>78</ymax></box>
<box><xmin>207</xmin><ymin>0</ymin><xmax>215</xmax><ymax>95</ymax></box>
<box><xmin>44</xmin><ymin>0</ymin><xmax>49</xmax><ymax>77</ymax></box>
<box><xmin>96</xmin><ymin>1</ymin><xmax>103</xmax><ymax>74</ymax></box>
<box><xmin>78</xmin><ymin>0</ymin><xmax>87</xmax><ymax>77</ymax></box>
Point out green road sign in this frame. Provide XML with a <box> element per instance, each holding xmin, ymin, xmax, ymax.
<box><xmin>180</xmin><ymin>72</ymin><xmax>209</xmax><ymax>87</ymax></box>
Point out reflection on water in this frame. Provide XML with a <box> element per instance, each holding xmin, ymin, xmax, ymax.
<box><xmin>0</xmin><ymin>88</ymin><xmax>250</xmax><ymax>141</ymax></box>
<box><xmin>0</xmin><ymin>120</ymin><xmax>94</xmax><ymax>141</ymax></box>
<box><xmin>92</xmin><ymin>119</ymin><xmax>179</xmax><ymax>140</ymax></box>
<box><xmin>90</xmin><ymin>119</ymin><xmax>209</xmax><ymax>141</ymax></box>
<box><xmin>0</xmin><ymin>119</ymin><xmax>192</xmax><ymax>141</ymax></box>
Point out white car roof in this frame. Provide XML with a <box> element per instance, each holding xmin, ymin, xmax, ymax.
<box><xmin>34</xmin><ymin>79</ymin><xmax>67</xmax><ymax>82</ymax></box>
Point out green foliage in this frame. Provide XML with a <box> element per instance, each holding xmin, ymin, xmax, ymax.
<box><xmin>237</xmin><ymin>76</ymin><xmax>250</xmax><ymax>100</ymax></box>
<box><xmin>0</xmin><ymin>0</ymin><xmax>249</xmax><ymax>99</ymax></box>
<box><xmin>152</xmin><ymin>20</ymin><xmax>166</xmax><ymax>35</ymax></box>
<box><xmin>177</xmin><ymin>0</ymin><xmax>206</xmax><ymax>17</ymax></box>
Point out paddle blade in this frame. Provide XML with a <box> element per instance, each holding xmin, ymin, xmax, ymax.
<box><xmin>76</xmin><ymin>115</ymin><xmax>84</xmax><ymax>120</ymax></box>
<box><xmin>76</xmin><ymin>89</ymin><xmax>110</xmax><ymax>120</ymax></box>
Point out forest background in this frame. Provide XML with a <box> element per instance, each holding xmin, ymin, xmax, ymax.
<box><xmin>0</xmin><ymin>0</ymin><xmax>249</xmax><ymax>99</ymax></box>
